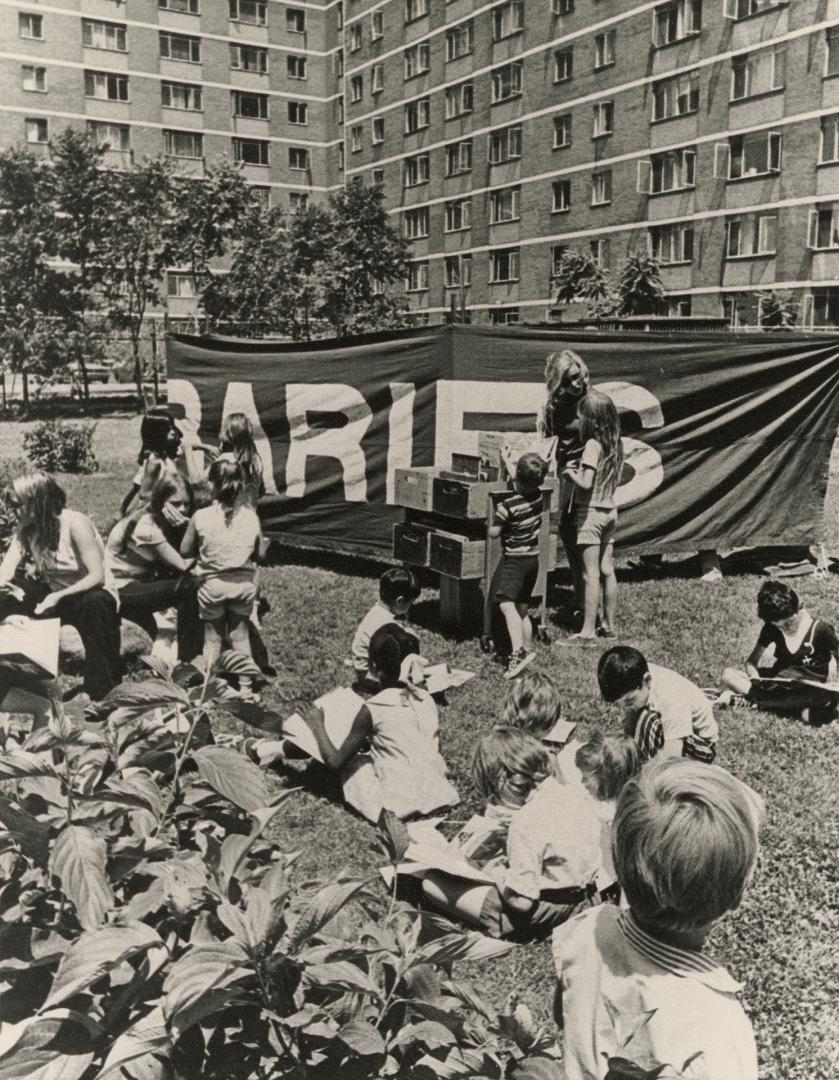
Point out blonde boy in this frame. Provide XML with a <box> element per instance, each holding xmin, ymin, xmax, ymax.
<box><xmin>552</xmin><ymin>759</ymin><xmax>764</xmax><ymax>1080</ymax></box>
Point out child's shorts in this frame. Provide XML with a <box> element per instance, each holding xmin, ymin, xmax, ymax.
<box><xmin>575</xmin><ymin>505</ymin><xmax>617</xmax><ymax>547</ymax></box>
<box><xmin>495</xmin><ymin>554</ymin><xmax>539</xmax><ymax>604</ymax></box>
<box><xmin>198</xmin><ymin>577</ymin><xmax>257</xmax><ymax>621</ymax></box>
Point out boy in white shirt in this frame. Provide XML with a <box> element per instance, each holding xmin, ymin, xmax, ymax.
<box><xmin>351</xmin><ymin>567</ymin><xmax>419</xmax><ymax>684</ymax></box>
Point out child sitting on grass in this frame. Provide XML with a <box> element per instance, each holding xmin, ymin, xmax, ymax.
<box><xmin>598</xmin><ymin>645</ymin><xmax>718</xmax><ymax>763</ymax></box>
<box><xmin>721</xmin><ymin>579</ymin><xmax>839</xmax><ymax>724</ymax></box>
<box><xmin>351</xmin><ymin>567</ymin><xmax>420</xmax><ymax>685</ymax></box>
<box><xmin>552</xmin><ymin>758</ymin><xmax>764</xmax><ymax>1080</ymax></box>
<box><xmin>501</xmin><ymin>670</ymin><xmax>579</xmax><ymax>781</ymax></box>
<box><xmin>489</xmin><ymin>452</ymin><xmax>549</xmax><ymax>679</ymax></box>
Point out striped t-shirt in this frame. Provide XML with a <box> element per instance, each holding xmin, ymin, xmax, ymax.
<box><xmin>495</xmin><ymin>490</ymin><xmax>542</xmax><ymax>555</ymax></box>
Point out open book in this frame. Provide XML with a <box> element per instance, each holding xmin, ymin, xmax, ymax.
<box><xmin>751</xmin><ymin>675</ymin><xmax>839</xmax><ymax>694</ymax></box>
<box><xmin>0</xmin><ymin>618</ymin><xmax>60</xmax><ymax>681</ymax></box>
<box><xmin>422</xmin><ymin>663</ymin><xmax>476</xmax><ymax>696</ymax></box>
<box><xmin>281</xmin><ymin>687</ymin><xmax>364</xmax><ymax>762</ymax></box>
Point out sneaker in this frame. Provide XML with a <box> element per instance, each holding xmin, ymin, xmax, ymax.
<box><xmin>505</xmin><ymin>649</ymin><xmax>535</xmax><ymax>680</ymax></box>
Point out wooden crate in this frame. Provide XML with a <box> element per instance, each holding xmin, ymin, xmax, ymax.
<box><xmin>393</xmin><ymin>467</ymin><xmax>439</xmax><ymax>511</ymax></box>
<box><xmin>429</xmin><ymin>531</ymin><xmax>486</xmax><ymax>579</ymax></box>
<box><xmin>392</xmin><ymin>521</ymin><xmax>432</xmax><ymax>566</ymax></box>
<box><xmin>432</xmin><ymin>476</ymin><xmax>508</xmax><ymax>520</ymax></box>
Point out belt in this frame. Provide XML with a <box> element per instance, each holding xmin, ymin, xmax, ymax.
<box><xmin>540</xmin><ymin>881</ymin><xmax>620</xmax><ymax>906</ymax></box>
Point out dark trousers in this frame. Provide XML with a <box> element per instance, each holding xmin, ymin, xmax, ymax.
<box><xmin>118</xmin><ymin>574</ymin><xmax>202</xmax><ymax>664</ymax></box>
<box><xmin>0</xmin><ymin>579</ymin><xmax>120</xmax><ymax>701</ymax></box>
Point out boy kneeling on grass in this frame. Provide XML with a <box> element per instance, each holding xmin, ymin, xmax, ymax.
<box><xmin>552</xmin><ymin>758</ymin><xmax>764</xmax><ymax>1080</ymax></box>
<box><xmin>598</xmin><ymin>646</ymin><xmax>718</xmax><ymax>763</ymax></box>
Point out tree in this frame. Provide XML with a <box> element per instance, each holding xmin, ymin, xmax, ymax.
<box><xmin>616</xmin><ymin>251</ymin><xmax>665</xmax><ymax>316</ymax></box>
<box><xmin>553</xmin><ymin>248</ymin><xmax>619</xmax><ymax>317</ymax></box>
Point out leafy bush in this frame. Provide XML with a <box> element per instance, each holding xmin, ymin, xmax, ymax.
<box><xmin>0</xmin><ymin>652</ymin><xmax>565</xmax><ymax>1080</ymax></box>
<box><xmin>22</xmin><ymin>420</ymin><xmax>98</xmax><ymax>474</ymax></box>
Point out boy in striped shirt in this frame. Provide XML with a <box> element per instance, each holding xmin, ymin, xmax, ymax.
<box><xmin>489</xmin><ymin>453</ymin><xmax>549</xmax><ymax>679</ymax></box>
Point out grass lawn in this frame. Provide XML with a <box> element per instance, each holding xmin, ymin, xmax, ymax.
<box><xmin>3</xmin><ymin>415</ymin><xmax>838</xmax><ymax>1079</ymax></box>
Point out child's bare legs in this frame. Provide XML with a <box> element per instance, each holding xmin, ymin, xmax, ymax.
<box><xmin>500</xmin><ymin>600</ymin><xmax>524</xmax><ymax>654</ymax></box>
<box><xmin>579</xmin><ymin>544</ymin><xmax>602</xmax><ymax>638</ymax></box>
<box><xmin>600</xmin><ymin>543</ymin><xmax>617</xmax><ymax>634</ymax></box>
<box><xmin>518</xmin><ymin>601</ymin><xmax>533</xmax><ymax>651</ymax></box>
<box><xmin>203</xmin><ymin>618</ymin><xmax>225</xmax><ymax>668</ymax></box>
<box><xmin>229</xmin><ymin>612</ymin><xmax>255</xmax><ymax>695</ymax></box>
<box><xmin>722</xmin><ymin>667</ymin><xmax>752</xmax><ymax>695</ymax></box>
<box><xmin>559</xmin><ymin>515</ymin><xmax>584</xmax><ymax>612</ymax></box>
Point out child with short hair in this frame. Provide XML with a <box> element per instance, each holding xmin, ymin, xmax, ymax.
<box><xmin>553</xmin><ymin>758</ymin><xmax>764</xmax><ymax>1080</ymax></box>
<box><xmin>489</xmin><ymin>452</ymin><xmax>549</xmax><ymax>679</ymax></box>
<box><xmin>351</xmin><ymin>567</ymin><xmax>420</xmax><ymax>684</ymax></box>
<box><xmin>598</xmin><ymin>645</ymin><xmax>718</xmax><ymax>763</ymax></box>
<box><xmin>180</xmin><ymin>458</ymin><xmax>262</xmax><ymax>699</ymax></box>
<box><xmin>500</xmin><ymin>670</ymin><xmax>580</xmax><ymax>782</ymax></box>
<box><xmin>721</xmin><ymin>579</ymin><xmax>839</xmax><ymax>723</ymax></box>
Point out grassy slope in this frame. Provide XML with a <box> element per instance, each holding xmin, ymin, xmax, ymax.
<box><xmin>3</xmin><ymin>416</ymin><xmax>837</xmax><ymax>1079</ymax></box>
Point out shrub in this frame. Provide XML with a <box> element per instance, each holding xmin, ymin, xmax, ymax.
<box><xmin>22</xmin><ymin>420</ymin><xmax>98</xmax><ymax>474</ymax></box>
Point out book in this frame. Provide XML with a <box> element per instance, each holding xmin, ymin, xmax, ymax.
<box><xmin>751</xmin><ymin>675</ymin><xmax>839</xmax><ymax>695</ymax></box>
<box><xmin>542</xmin><ymin>718</ymin><xmax>578</xmax><ymax>746</ymax></box>
<box><xmin>422</xmin><ymin>663</ymin><xmax>476</xmax><ymax>696</ymax></box>
<box><xmin>282</xmin><ymin>686</ymin><xmax>364</xmax><ymax>762</ymax></box>
<box><xmin>0</xmin><ymin>618</ymin><xmax>60</xmax><ymax>681</ymax></box>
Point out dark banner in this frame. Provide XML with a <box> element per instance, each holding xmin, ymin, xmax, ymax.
<box><xmin>166</xmin><ymin>325</ymin><xmax>839</xmax><ymax>557</ymax></box>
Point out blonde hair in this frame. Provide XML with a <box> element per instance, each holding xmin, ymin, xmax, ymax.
<box><xmin>613</xmin><ymin>759</ymin><xmax>764</xmax><ymax>932</ymax></box>
<box><xmin>10</xmin><ymin>472</ymin><xmax>66</xmax><ymax>576</ymax></box>
<box><xmin>472</xmin><ymin>727</ymin><xmax>551</xmax><ymax>805</ymax></box>
<box><xmin>219</xmin><ymin>412</ymin><xmax>263</xmax><ymax>492</ymax></box>
<box><xmin>578</xmin><ymin>389</ymin><xmax>624</xmax><ymax>496</ymax></box>
<box><xmin>501</xmin><ymin>671</ymin><xmax>562</xmax><ymax>738</ymax></box>
<box><xmin>544</xmin><ymin>350</ymin><xmax>589</xmax><ymax>400</ymax></box>
<box><xmin>575</xmin><ymin>731</ymin><xmax>641</xmax><ymax>801</ymax></box>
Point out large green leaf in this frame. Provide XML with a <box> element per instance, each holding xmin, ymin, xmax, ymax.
<box><xmin>40</xmin><ymin>922</ymin><xmax>162</xmax><ymax>1011</ymax></box>
<box><xmin>0</xmin><ymin>1012</ymin><xmax>94</xmax><ymax>1080</ymax></box>
<box><xmin>48</xmin><ymin>825</ymin><xmax>114</xmax><ymax>931</ymax></box>
<box><xmin>337</xmin><ymin>1019</ymin><xmax>386</xmax><ymax>1058</ymax></box>
<box><xmin>215</xmin><ymin>650</ymin><xmax>262</xmax><ymax>679</ymax></box>
<box><xmin>287</xmin><ymin>879</ymin><xmax>368</xmax><ymax>954</ymax></box>
<box><xmin>162</xmin><ymin>941</ymin><xmax>252</xmax><ymax>1034</ymax></box>
<box><xmin>192</xmin><ymin>746</ymin><xmax>269</xmax><ymax>811</ymax></box>
<box><xmin>0</xmin><ymin>794</ymin><xmax>51</xmax><ymax>865</ymax></box>
<box><xmin>215</xmin><ymin>796</ymin><xmax>296</xmax><ymax>897</ymax></box>
<box><xmin>0</xmin><ymin>750</ymin><xmax>58</xmax><ymax>781</ymax></box>
<box><xmin>303</xmin><ymin>960</ymin><xmax>380</xmax><ymax>997</ymax></box>
<box><xmin>415</xmin><ymin>931</ymin><xmax>515</xmax><ymax>966</ymax></box>
<box><xmin>96</xmin><ymin>1005</ymin><xmax>170</xmax><ymax>1078</ymax></box>
<box><xmin>87</xmin><ymin>679</ymin><xmax>190</xmax><ymax>722</ymax></box>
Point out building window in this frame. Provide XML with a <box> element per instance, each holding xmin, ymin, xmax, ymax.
<box><xmin>405</xmin><ymin>0</ymin><xmax>429</xmax><ymax>21</ymax></box>
<box><xmin>228</xmin><ymin>0</ymin><xmax>266</xmax><ymax>26</ymax></box>
<box><xmin>492</xmin><ymin>1</ymin><xmax>524</xmax><ymax>41</ymax></box>
<box><xmin>718</xmin><ymin>131</ymin><xmax>781</xmax><ymax>179</ymax></box>
<box><xmin>350</xmin><ymin>125</ymin><xmax>362</xmax><ymax>153</ymax></box>
<box><xmin>25</xmin><ymin>117</ymin><xmax>48</xmax><ymax>144</ymax></box>
<box><xmin>251</xmin><ymin>186</ymin><xmax>270</xmax><ymax>207</ymax></box>
<box><xmin>404</xmin><ymin>207</ymin><xmax>429</xmax><ymax>239</ymax></box>
<box><xmin>19</xmin><ymin>12</ymin><xmax>44</xmax><ymax>39</ymax></box>
<box><xmin>335</xmin><ymin>51</ymin><xmax>344</xmax><ymax>78</ymax></box>
<box><xmin>348</xmin><ymin>24</ymin><xmax>362</xmax><ymax>51</ymax></box>
<box><xmin>405</xmin><ymin>98</ymin><xmax>431</xmax><ymax>134</ymax></box>
<box><xmin>349</xmin><ymin>75</ymin><xmax>363</xmax><ymax>102</ymax></box>
<box><xmin>286</xmin><ymin>8</ymin><xmax>305</xmax><ymax>32</ymax></box>
<box><xmin>492</xmin><ymin>63</ymin><xmax>522</xmax><ymax>103</ymax></box>
<box><xmin>371</xmin><ymin>64</ymin><xmax>384</xmax><ymax>93</ymax></box>
<box><xmin>444</xmin><ymin>198</ymin><xmax>471</xmax><ymax>231</ymax></box>
<box><xmin>160</xmin><ymin>32</ymin><xmax>200</xmax><ymax>62</ymax></box>
<box><xmin>591</xmin><ymin>238</ymin><xmax>611</xmax><ymax>268</ymax></box>
<box><xmin>731</xmin><ymin>47</ymin><xmax>785</xmax><ymax>101</ymax></box>
<box><xmin>808</xmin><ymin>205</ymin><xmax>839</xmax><ymax>249</ymax></box>
<box><xmin>724</xmin><ymin>0</ymin><xmax>783</xmax><ymax>17</ymax></box>
<box><xmin>638</xmin><ymin>147</ymin><xmax>696</xmax><ymax>192</ymax></box>
<box><xmin>164</xmin><ymin>129</ymin><xmax>203</xmax><ymax>158</ymax></box>
<box><xmin>404</xmin><ymin>154</ymin><xmax>430</xmax><ymax>186</ymax></box>
<box><xmin>821</xmin><ymin>115</ymin><xmax>839</xmax><ymax>162</ymax></box>
<box><xmin>552</xmin><ymin>179</ymin><xmax>571</xmax><ymax>212</ymax></box>
<box><xmin>490</xmin><ymin>248</ymin><xmax>520</xmax><ymax>283</ymax></box>
<box><xmin>591</xmin><ymin>169</ymin><xmax>612</xmax><ymax>205</ymax></box>
<box><xmin>232</xmin><ymin>90</ymin><xmax>268</xmax><ymax>118</ymax></box>
<box><xmin>231</xmin><ymin>138</ymin><xmax>268</xmax><ymax>165</ymax></box>
<box><xmin>289</xmin><ymin>191</ymin><xmax>308</xmax><ymax>211</ymax></box>
<box><xmin>553</xmin><ymin>114</ymin><xmax>572</xmax><ymax>148</ymax></box>
<box><xmin>649</xmin><ymin>223</ymin><xmax>694</xmax><ymax>263</ymax></box>
<box><xmin>372</xmin><ymin>117</ymin><xmax>385</xmax><ymax>143</ymax></box>
<box><xmin>445</xmin><ymin>139</ymin><xmax>473</xmax><ymax>175</ymax></box>
<box><xmin>336</xmin><ymin>96</ymin><xmax>344</xmax><ymax>124</ymax></box>
<box><xmin>490</xmin><ymin>307</ymin><xmax>520</xmax><ymax>325</ymax></box>
<box><xmin>162</xmin><ymin>81</ymin><xmax>202</xmax><ymax>110</ymax></box>
<box><xmin>445</xmin><ymin>81</ymin><xmax>474</xmax><ymax>119</ymax></box>
<box><xmin>85</xmin><ymin>70</ymin><xmax>129</xmax><ymax>101</ymax></box>
<box><xmin>287</xmin><ymin>101</ymin><xmax>307</xmax><ymax>124</ymax></box>
<box><xmin>83</xmin><ymin>19</ymin><xmax>127</xmax><ymax>52</ymax></box>
<box><xmin>404</xmin><ymin>42</ymin><xmax>430</xmax><ymax>79</ymax></box>
<box><xmin>653</xmin><ymin>0</ymin><xmax>701</xmax><ymax>47</ymax></box>
<box><xmin>372</xmin><ymin>168</ymin><xmax>385</xmax><ymax>185</ymax></box>
<box><xmin>552</xmin><ymin>0</ymin><xmax>574</xmax><ymax>12</ymax></box>
<box><xmin>87</xmin><ymin>120</ymin><xmax>130</xmax><ymax>150</ymax></box>
<box><xmin>444</xmin><ymin>255</ymin><xmax>472</xmax><ymax>287</ymax></box>
<box><xmin>652</xmin><ymin>70</ymin><xmax>699</xmax><ymax>121</ymax></box>
<box><xmin>553</xmin><ymin>47</ymin><xmax>574</xmax><ymax>83</ymax></box>
<box><xmin>726</xmin><ymin>214</ymin><xmax>777</xmax><ymax>256</ymax></box>
<box><xmin>811</xmin><ymin>288</ymin><xmax>839</xmax><ymax>327</ymax></box>
<box><xmin>160</xmin><ymin>0</ymin><xmax>199</xmax><ymax>12</ymax></box>
<box><xmin>551</xmin><ymin>244</ymin><xmax>568</xmax><ymax>277</ymax></box>
<box><xmin>289</xmin><ymin>147</ymin><xmax>309</xmax><ymax>169</ymax></box>
<box><xmin>231</xmin><ymin>44</ymin><xmax>268</xmax><ymax>73</ymax></box>
<box><xmin>167</xmin><ymin>271</ymin><xmax>196</xmax><ymax>298</ymax></box>
<box><xmin>446</xmin><ymin>22</ymin><xmax>473</xmax><ymax>61</ymax></box>
<box><xmin>594</xmin><ymin>30</ymin><xmax>615</xmax><ymax>70</ymax></box>
<box><xmin>287</xmin><ymin>54</ymin><xmax>306</xmax><ymax>78</ymax></box>
<box><xmin>371</xmin><ymin>11</ymin><xmax>383</xmax><ymax>39</ymax></box>
<box><xmin>489</xmin><ymin>187</ymin><xmax>520</xmax><ymax>224</ymax></box>
<box><xmin>337</xmin><ymin>142</ymin><xmax>344</xmax><ymax>171</ymax></box>
<box><xmin>592</xmin><ymin>101</ymin><xmax>614</xmax><ymax>138</ymax></box>
<box><xmin>21</xmin><ymin>65</ymin><xmax>47</xmax><ymax>92</ymax></box>
<box><xmin>406</xmin><ymin>261</ymin><xmax>429</xmax><ymax>291</ymax></box>
<box><xmin>488</xmin><ymin>125</ymin><xmax>522</xmax><ymax>164</ymax></box>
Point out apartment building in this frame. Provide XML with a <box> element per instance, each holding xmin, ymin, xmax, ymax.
<box><xmin>6</xmin><ymin>0</ymin><xmax>839</xmax><ymax>327</ymax></box>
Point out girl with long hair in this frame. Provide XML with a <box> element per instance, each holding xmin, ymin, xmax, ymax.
<box><xmin>218</xmin><ymin>413</ymin><xmax>265</xmax><ymax>510</ymax></box>
<box><xmin>560</xmin><ymin>390</ymin><xmax>623</xmax><ymax>643</ymax></box>
<box><xmin>120</xmin><ymin>410</ymin><xmax>184</xmax><ymax>518</ymax></box>
<box><xmin>0</xmin><ymin>472</ymin><xmax>121</xmax><ymax>701</ymax></box>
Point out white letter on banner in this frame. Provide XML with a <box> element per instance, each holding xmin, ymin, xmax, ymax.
<box><xmin>595</xmin><ymin>381</ymin><xmax>665</xmax><ymax>509</ymax></box>
<box><xmin>220</xmin><ymin>382</ymin><xmax>278</xmax><ymax>495</ymax></box>
<box><xmin>167</xmin><ymin>378</ymin><xmax>207</xmax><ymax>482</ymax></box>
<box><xmin>387</xmin><ymin>383</ymin><xmax>415</xmax><ymax>503</ymax></box>
<box><xmin>434</xmin><ymin>381</ymin><xmax>546</xmax><ymax>464</ymax></box>
<box><xmin>285</xmin><ymin>384</ymin><xmax>372</xmax><ymax>501</ymax></box>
